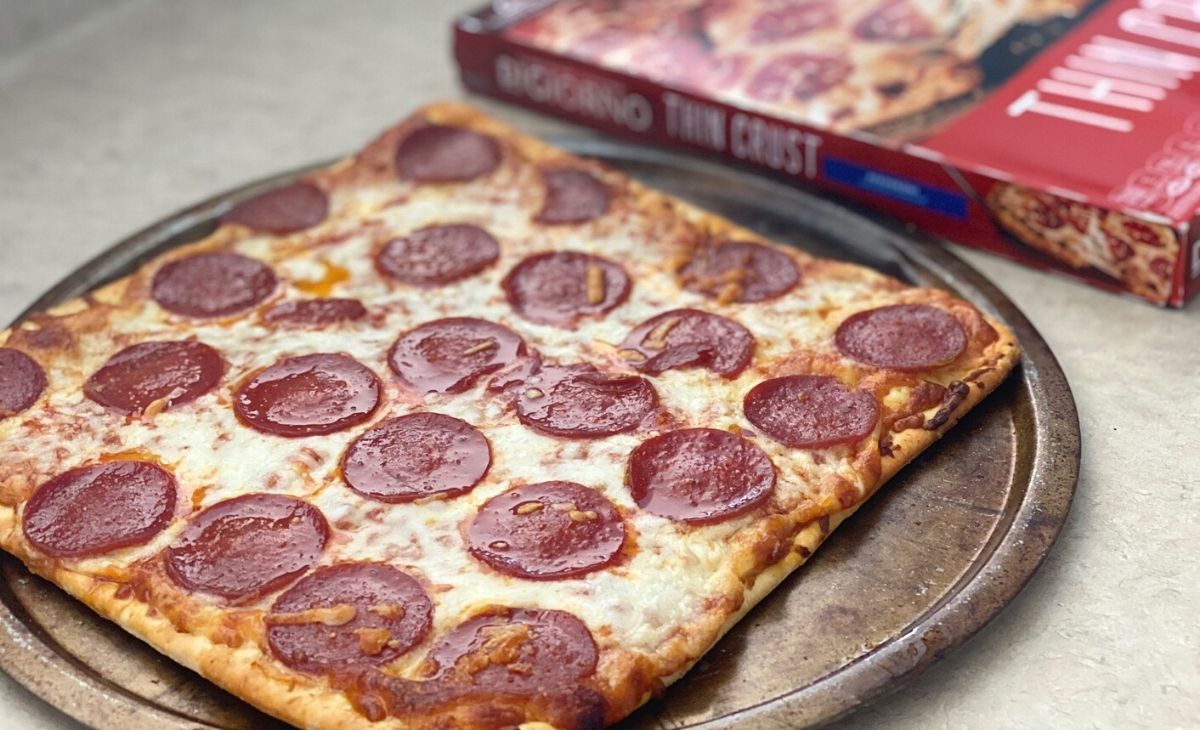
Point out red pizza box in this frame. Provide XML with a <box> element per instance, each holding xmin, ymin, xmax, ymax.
<box><xmin>454</xmin><ymin>0</ymin><xmax>1200</xmax><ymax>307</ymax></box>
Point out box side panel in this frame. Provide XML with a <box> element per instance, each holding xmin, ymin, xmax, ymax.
<box><xmin>1185</xmin><ymin>218</ymin><xmax>1200</xmax><ymax>305</ymax></box>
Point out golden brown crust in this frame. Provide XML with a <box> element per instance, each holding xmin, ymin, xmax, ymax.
<box><xmin>656</xmin><ymin>305</ymin><xmax>1020</xmax><ymax>689</ymax></box>
<box><xmin>0</xmin><ymin>511</ymin><xmax>381</xmax><ymax>730</ymax></box>
<box><xmin>0</xmin><ymin>100</ymin><xmax>1020</xmax><ymax>729</ymax></box>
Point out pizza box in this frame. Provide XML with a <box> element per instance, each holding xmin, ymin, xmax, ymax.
<box><xmin>454</xmin><ymin>0</ymin><xmax>1200</xmax><ymax>307</ymax></box>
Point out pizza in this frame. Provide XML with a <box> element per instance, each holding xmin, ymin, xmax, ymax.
<box><xmin>0</xmin><ymin>101</ymin><xmax>1019</xmax><ymax>729</ymax></box>
<box><xmin>504</xmin><ymin>0</ymin><xmax>1091</xmax><ymax>133</ymax></box>
<box><xmin>987</xmin><ymin>182</ymin><xmax>1179</xmax><ymax>303</ymax></box>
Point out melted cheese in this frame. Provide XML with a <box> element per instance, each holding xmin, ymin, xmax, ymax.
<box><xmin>2</xmin><ymin>120</ymin><xmax>920</xmax><ymax>677</ymax></box>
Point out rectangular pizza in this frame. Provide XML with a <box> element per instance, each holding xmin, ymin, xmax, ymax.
<box><xmin>0</xmin><ymin>102</ymin><xmax>1019</xmax><ymax>729</ymax></box>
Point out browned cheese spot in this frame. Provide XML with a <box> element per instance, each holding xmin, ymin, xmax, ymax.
<box><xmin>452</xmin><ymin>622</ymin><xmax>534</xmax><ymax>679</ymax></box>
<box><xmin>585</xmin><ymin>265</ymin><xmax>605</xmax><ymax>305</ymax></box>
<box><xmin>461</xmin><ymin>340</ymin><xmax>497</xmax><ymax>356</ymax></box>
<box><xmin>355</xmin><ymin>627</ymin><xmax>394</xmax><ymax>656</ymax></box>
<box><xmin>266</xmin><ymin>604</ymin><xmax>357</xmax><ymax>627</ymax></box>
<box><xmin>369</xmin><ymin>603</ymin><xmax>407</xmax><ymax>620</ymax></box>
<box><xmin>515</xmin><ymin>501</ymin><xmax>544</xmax><ymax>515</ymax></box>
<box><xmin>716</xmin><ymin>281</ymin><xmax>743</xmax><ymax>304</ymax></box>
<box><xmin>642</xmin><ymin>317</ymin><xmax>680</xmax><ymax>350</ymax></box>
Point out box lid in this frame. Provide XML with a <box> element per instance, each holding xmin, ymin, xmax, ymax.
<box><xmin>494</xmin><ymin>0</ymin><xmax>1200</xmax><ymax>224</ymax></box>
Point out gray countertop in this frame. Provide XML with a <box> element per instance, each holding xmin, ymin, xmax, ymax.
<box><xmin>1</xmin><ymin>1</ymin><xmax>1197</xmax><ymax>728</ymax></box>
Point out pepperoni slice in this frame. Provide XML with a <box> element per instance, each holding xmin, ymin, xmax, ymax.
<box><xmin>468</xmin><ymin>482</ymin><xmax>625</xmax><ymax>580</ymax></box>
<box><xmin>0</xmin><ymin>348</ymin><xmax>46</xmax><ymax>418</ymax></box>
<box><xmin>388</xmin><ymin>317</ymin><xmax>527</xmax><ymax>394</ymax></box>
<box><xmin>222</xmin><ymin>182</ymin><xmax>328</xmax><ymax>234</ymax></box>
<box><xmin>536</xmin><ymin>169</ymin><xmax>610</xmax><ymax>225</ymax></box>
<box><xmin>22</xmin><ymin>461</ymin><xmax>176</xmax><ymax>558</ymax></box>
<box><xmin>1067</xmin><ymin>210</ymin><xmax>1089</xmax><ymax>234</ymax></box>
<box><xmin>1149</xmin><ymin>256</ymin><xmax>1173</xmax><ymax>282</ymax></box>
<box><xmin>1030</xmin><ymin>196</ymin><xmax>1066</xmax><ymax>230</ymax></box>
<box><xmin>267</xmin><ymin>563</ymin><xmax>433</xmax><ymax>674</ymax></box>
<box><xmin>264</xmin><ymin>298</ymin><xmax>367</xmax><ymax>326</ymax></box>
<box><xmin>341</xmin><ymin>413</ymin><xmax>490</xmax><ymax>503</ymax></box>
<box><xmin>744</xmin><ymin>375</ymin><xmax>879</xmax><ymax>449</ymax></box>
<box><xmin>745</xmin><ymin>52</ymin><xmax>852</xmax><ymax>102</ymax></box>
<box><xmin>516</xmin><ymin>365</ymin><xmax>657</xmax><ymax>439</ymax></box>
<box><xmin>84</xmin><ymin>341</ymin><xmax>223</xmax><ymax>415</ymax></box>
<box><xmin>621</xmin><ymin>308</ymin><xmax>754</xmax><ymax>378</ymax></box>
<box><xmin>234</xmin><ymin>353</ymin><xmax>381</xmax><ymax>437</ymax></box>
<box><xmin>854</xmin><ymin>0</ymin><xmax>934</xmax><ymax>42</ymax></box>
<box><xmin>1122</xmin><ymin>220</ymin><xmax>1165</xmax><ymax>247</ymax></box>
<box><xmin>627</xmin><ymin>428</ymin><xmax>774</xmax><ymax>525</ymax></box>
<box><xmin>376</xmin><ymin>224</ymin><xmax>500</xmax><ymax>287</ymax></box>
<box><xmin>1107</xmin><ymin>235</ymin><xmax>1134</xmax><ymax>263</ymax></box>
<box><xmin>624</xmin><ymin>37</ymin><xmax>708</xmax><ymax>86</ymax></box>
<box><xmin>429</xmin><ymin>608</ymin><xmax>598</xmax><ymax>694</ymax></box>
<box><xmin>165</xmin><ymin>494</ymin><xmax>328</xmax><ymax>602</ymax></box>
<box><xmin>679</xmin><ymin>241</ymin><xmax>799</xmax><ymax>303</ymax></box>
<box><xmin>684</xmin><ymin>53</ymin><xmax>750</xmax><ymax>92</ymax></box>
<box><xmin>750</xmin><ymin>2</ymin><xmax>837</xmax><ymax>43</ymax></box>
<box><xmin>151</xmin><ymin>252</ymin><xmax>277</xmax><ymax>318</ymax></box>
<box><xmin>503</xmin><ymin>252</ymin><xmax>630</xmax><ymax>326</ymax></box>
<box><xmin>835</xmin><ymin>304</ymin><xmax>967</xmax><ymax>371</ymax></box>
<box><xmin>395</xmin><ymin>125</ymin><xmax>500</xmax><ymax>183</ymax></box>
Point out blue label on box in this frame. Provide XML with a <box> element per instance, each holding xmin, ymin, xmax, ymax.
<box><xmin>821</xmin><ymin>157</ymin><xmax>968</xmax><ymax>220</ymax></box>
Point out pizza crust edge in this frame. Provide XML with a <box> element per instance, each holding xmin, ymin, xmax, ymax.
<box><xmin>0</xmin><ymin>330</ymin><xmax>1016</xmax><ymax>730</ymax></box>
<box><xmin>674</xmin><ymin>322</ymin><xmax>1020</xmax><ymax>677</ymax></box>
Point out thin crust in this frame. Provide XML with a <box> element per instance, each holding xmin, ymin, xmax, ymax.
<box><xmin>0</xmin><ymin>101</ymin><xmax>1019</xmax><ymax>729</ymax></box>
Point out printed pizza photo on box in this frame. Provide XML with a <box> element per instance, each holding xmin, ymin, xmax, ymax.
<box><xmin>501</xmin><ymin>0</ymin><xmax>1097</xmax><ymax>141</ymax></box>
<box><xmin>986</xmin><ymin>182</ymin><xmax>1180</xmax><ymax>302</ymax></box>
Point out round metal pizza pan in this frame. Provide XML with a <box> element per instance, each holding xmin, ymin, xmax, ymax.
<box><xmin>0</xmin><ymin>137</ymin><xmax>1078</xmax><ymax>730</ymax></box>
